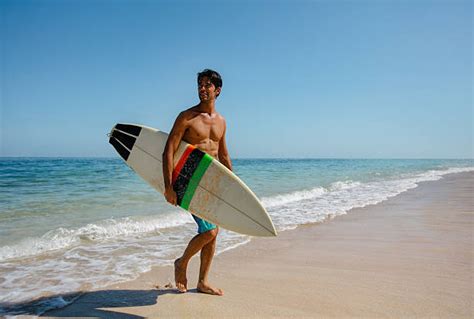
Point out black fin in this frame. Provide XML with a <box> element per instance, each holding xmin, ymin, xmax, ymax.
<box><xmin>115</xmin><ymin>124</ymin><xmax>142</xmax><ymax>137</ymax></box>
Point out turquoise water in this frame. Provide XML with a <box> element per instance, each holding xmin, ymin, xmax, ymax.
<box><xmin>0</xmin><ymin>158</ymin><xmax>473</xmax><ymax>315</ymax></box>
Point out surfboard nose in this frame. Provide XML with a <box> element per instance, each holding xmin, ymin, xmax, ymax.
<box><xmin>259</xmin><ymin>209</ymin><xmax>278</xmax><ymax>237</ymax></box>
<box><xmin>269</xmin><ymin>225</ymin><xmax>278</xmax><ymax>237</ymax></box>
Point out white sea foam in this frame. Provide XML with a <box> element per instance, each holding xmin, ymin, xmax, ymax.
<box><xmin>266</xmin><ymin>166</ymin><xmax>474</xmax><ymax>231</ymax></box>
<box><xmin>0</xmin><ymin>211</ymin><xmax>194</xmax><ymax>261</ymax></box>
<box><xmin>329</xmin><ymin>180</ymin><xmax>362</xmax><ymax>191</ymax></box>
<box><xmin>0</xmin><ymin>221</ymin><xmax>247</xmax><ymax>313</ymax></box>
<box><xmin>0</xmin><ymin>294</ymin><xmax>80</xmax><ymax>317</ymax></box>
<box><xmin>261</xmin><ymin>187</ymin><xmax>326</xmax><ymax>208</ymax></box>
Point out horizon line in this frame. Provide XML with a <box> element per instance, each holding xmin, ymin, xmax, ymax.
<box><xmin>0</xmin><ymin>156</ymin><xmax>473</xmax><ymax>160</ymax></box>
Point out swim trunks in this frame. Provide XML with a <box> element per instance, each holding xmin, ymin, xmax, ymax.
<box><xmin>192</xmin><ymin>214</ymin><xmax>217</xmax><ymax>234</ymax></box>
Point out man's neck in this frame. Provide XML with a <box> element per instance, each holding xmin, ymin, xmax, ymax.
<box><xmin>197</xmin><ymin>101</ymin><xmax>216</xmax><ymax>115</ymax></box>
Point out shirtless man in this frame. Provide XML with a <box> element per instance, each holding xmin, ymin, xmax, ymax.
<box><xmin>162</xmin><ymin>69</ymin><xmax>231</xmax><ymax>296</ymax></box>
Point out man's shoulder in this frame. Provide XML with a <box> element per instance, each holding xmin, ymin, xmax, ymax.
<box><xmin>177</xmin><ymin>106</ymin><xmax>199</xmax><ymax>120</ymax></box>
<box><xmin>215</xmin><ymin>112</ymin><xmax>226</xmax><ymax>124</ymax></box>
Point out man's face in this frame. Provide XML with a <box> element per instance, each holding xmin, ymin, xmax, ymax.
<box><xmin>198</xmin><ymin>77</ymin><xmax>221</xmax><ymax>102</ymax></box>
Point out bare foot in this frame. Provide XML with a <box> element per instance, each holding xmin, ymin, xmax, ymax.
<box><xmin>197</xmin><ymin>282</ymin><xmax>224</xmax><ymax>296</ymax></box>
<box><xmin>174</xmin><ymin>258</ymin><xmax>187</xmax><ymax>293</ymax></box>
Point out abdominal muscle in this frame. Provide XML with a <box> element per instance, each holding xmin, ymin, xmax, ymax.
<box><xmin>183</xmin><ymin>135</ymin><xmax>219</xmax><ymax>159</ymax></box>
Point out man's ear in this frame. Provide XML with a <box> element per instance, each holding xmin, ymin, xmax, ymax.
<box><xmin>216</xmin><ymin>87</ymin><xmax>222</xmax><ymax>97</ymax></box>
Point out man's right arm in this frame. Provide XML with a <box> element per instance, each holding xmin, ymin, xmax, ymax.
<box><xmin>162</xmin><ymin>111</ymin><xmax>188</xmax><ymax>206</ymax></box>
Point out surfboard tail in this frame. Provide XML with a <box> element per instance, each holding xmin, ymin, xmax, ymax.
<box><xmin>108</xmin><ymin>123</ymin><xmax>143</xmax><ymax>161</ymax></box>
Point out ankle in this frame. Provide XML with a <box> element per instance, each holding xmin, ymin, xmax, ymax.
<box><xmin>176</xmin><ymin>258</ymin><xmax>188</xmax><ymax>268</ymax></box>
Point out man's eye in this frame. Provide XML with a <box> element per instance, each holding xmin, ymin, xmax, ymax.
<box><xmin>198</xmin><ymin>83</ymin><xmax>212</xmax><ymax>89</ymax></box>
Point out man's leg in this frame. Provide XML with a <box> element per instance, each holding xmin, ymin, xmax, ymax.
<box><xmin>174</xmin><ymin>228</ymin><xmax>217</xmax><ymax>293</ymax></box>
<box><xmin>197</xmin><ymin>228</ymin><xmax>223</xmax><ymax>296</ymax></box>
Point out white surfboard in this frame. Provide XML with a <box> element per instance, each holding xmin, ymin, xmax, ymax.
<box><xmin>108</xmin><ymin>123</ymin><xmax>277</xmax><ymax>237</ymax></box>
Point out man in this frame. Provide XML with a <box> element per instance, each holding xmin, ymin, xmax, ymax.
<box><xmin>162</xmin><ymin>69</ymin><xmax>231</xmax><ymax>296</ymax></box>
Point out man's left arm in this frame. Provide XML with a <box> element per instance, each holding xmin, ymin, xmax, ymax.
<box><xmin>218</xmin><ymin>122</ymin><xmax>232</xmax><ymax>171</ymax></box>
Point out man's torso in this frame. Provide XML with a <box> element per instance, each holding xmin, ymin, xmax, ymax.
<box><xmin>181</xmin><ymin>106</ymin><xmax>225</xmax><ymax>159</ymax></box>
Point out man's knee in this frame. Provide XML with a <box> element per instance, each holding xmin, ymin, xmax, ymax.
<box><xmin>208</xmin><ymin>227</ymin><xmax>218</xmax><ymax>238</ymax></box>
<box><xmin>202</xmin><ymin>227</ymin><xmax>218</xmax><ymax>240</ymax></box>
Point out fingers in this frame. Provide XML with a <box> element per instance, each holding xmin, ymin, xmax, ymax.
<box><xmin>164</xmin><ymin>190</ymin><xmax>178</xmax><ymax>206</ymax></box>
<box><xmin>171</xmin><ymin>197</ymin><xmax>177</xmax><ymax>206</ymax></box>
<box><xmin>170</xmin><ymin>194</ymin><xmax>177</xmax><ymax>206</ymax></box>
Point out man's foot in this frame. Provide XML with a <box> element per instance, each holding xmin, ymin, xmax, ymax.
<box><xmin>174</xmin><ymin>258</ymin><xmax>187</xmax><ymax>293</ymax></box>
<box><xmin>197</xmin><ymin>282</ymin><xmax>224</xmax><ymax>296</ymax></box>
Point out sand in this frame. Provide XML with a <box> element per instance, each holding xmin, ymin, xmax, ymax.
<box><xmin>43</xmin><ymin>172</ymin><xmax>473</xmax><ymax>318</ymax></box>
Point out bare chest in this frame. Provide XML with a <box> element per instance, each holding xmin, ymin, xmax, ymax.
<box><xmin>183</xmin><ymin>116</ymin><xmax>225</xmax><ymax>146</ymax></box>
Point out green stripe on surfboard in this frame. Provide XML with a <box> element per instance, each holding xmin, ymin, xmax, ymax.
<box><xmin>180</xmin><ymin>153</ymin><xmax>213</xmax><ymax>210</ymax></box>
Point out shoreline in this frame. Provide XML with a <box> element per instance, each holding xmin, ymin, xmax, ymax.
<box><xmin>38</xmin><ymin>171</ymin><xmax>474</xmax><ymax>317</ymax></box>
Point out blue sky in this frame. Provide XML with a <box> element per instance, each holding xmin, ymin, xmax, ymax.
<box><xmin>1</xmin><ymin>0</ymin><xmax>472</xmax><ymax>158</ymax></box>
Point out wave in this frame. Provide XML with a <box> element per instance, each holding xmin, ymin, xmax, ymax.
<box><xmin>266</xmin><ymin>166</ymin><xmax>474</xmax><ymax>231</ymax></box>
<box><xmin>0</xmin><ymin>212</ymin><xmax>193</xmax><ymax>261</ymax></box>
<box><xmin>261</xmin><ymin>187</ymin><xmax>327</xmax><ymax>208</ymax></box>
<box><xmin>0</xmin><ymin>294</ymin><xmax>80</xmax><ymax>317</ymax></box>
<box><xmin>2</xmin><ymin>166</ymin><xmax>472</xmax><ymax>262</ymax></box>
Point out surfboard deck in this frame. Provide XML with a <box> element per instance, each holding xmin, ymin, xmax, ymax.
<box><xmin>108</xmin><ymin>123</ymin><xmax>277</xmax><ymax>237</ymax></box>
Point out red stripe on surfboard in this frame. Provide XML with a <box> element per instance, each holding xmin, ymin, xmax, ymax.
<box><xmin>172</xmin><ymin>145</ymin><xmax>196</xmax><ymax>184</ymax></box>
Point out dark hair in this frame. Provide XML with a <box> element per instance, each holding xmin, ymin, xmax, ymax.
<box><xmin>197</xmin><ymin>69</ymin><xmax>223</xmax><ymax>89</ymax></box>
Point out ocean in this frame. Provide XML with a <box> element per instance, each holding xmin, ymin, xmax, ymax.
<box><xmin>0</xmin><ymin>158</ymin><xmax>473</xmax><ymax>315</ymax></box>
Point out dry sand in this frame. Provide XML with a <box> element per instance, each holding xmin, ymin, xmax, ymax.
<box><xmin>44</xmin><ymin>172</ymin><xmax>473</xmax><ymax>318</ymax></box>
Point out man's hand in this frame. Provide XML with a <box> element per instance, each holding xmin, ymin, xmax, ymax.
<box><xmin>164</xmin><ymin>187</ymin><xmax>178</xmax><ymax>206</ymax></box>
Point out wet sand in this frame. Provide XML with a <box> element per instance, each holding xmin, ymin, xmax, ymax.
<box><xmin>45</xmin><ymin>172</ymin><xmax>473</xmax><ymax>318</ymax></box>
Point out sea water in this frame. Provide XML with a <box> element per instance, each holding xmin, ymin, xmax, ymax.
<box><xmin>0</xmin><ymin>158</ymin><xmax>473</xmax><ymax>315</ymax></box>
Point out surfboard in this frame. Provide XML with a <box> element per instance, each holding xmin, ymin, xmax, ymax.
<box><xmin>108</xmin><ymin>123</ymin><xmax>277</xmax><ymax>237</ymax></box>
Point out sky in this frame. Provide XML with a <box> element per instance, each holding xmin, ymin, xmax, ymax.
<box><xmin>1</xmin><ymin>0</ymin><xmax>472</xmax><ymax>158</ymax></box>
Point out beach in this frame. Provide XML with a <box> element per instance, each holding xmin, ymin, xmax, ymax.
<box><xmin>41</xmin><ymin>171</ymin><xmax>473</xmax><ymax>318</ymax></box>
<box><xmin>2</xmin><ymin>0</ymin><xmax>472</xmax><ymax>317</ymax></box>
